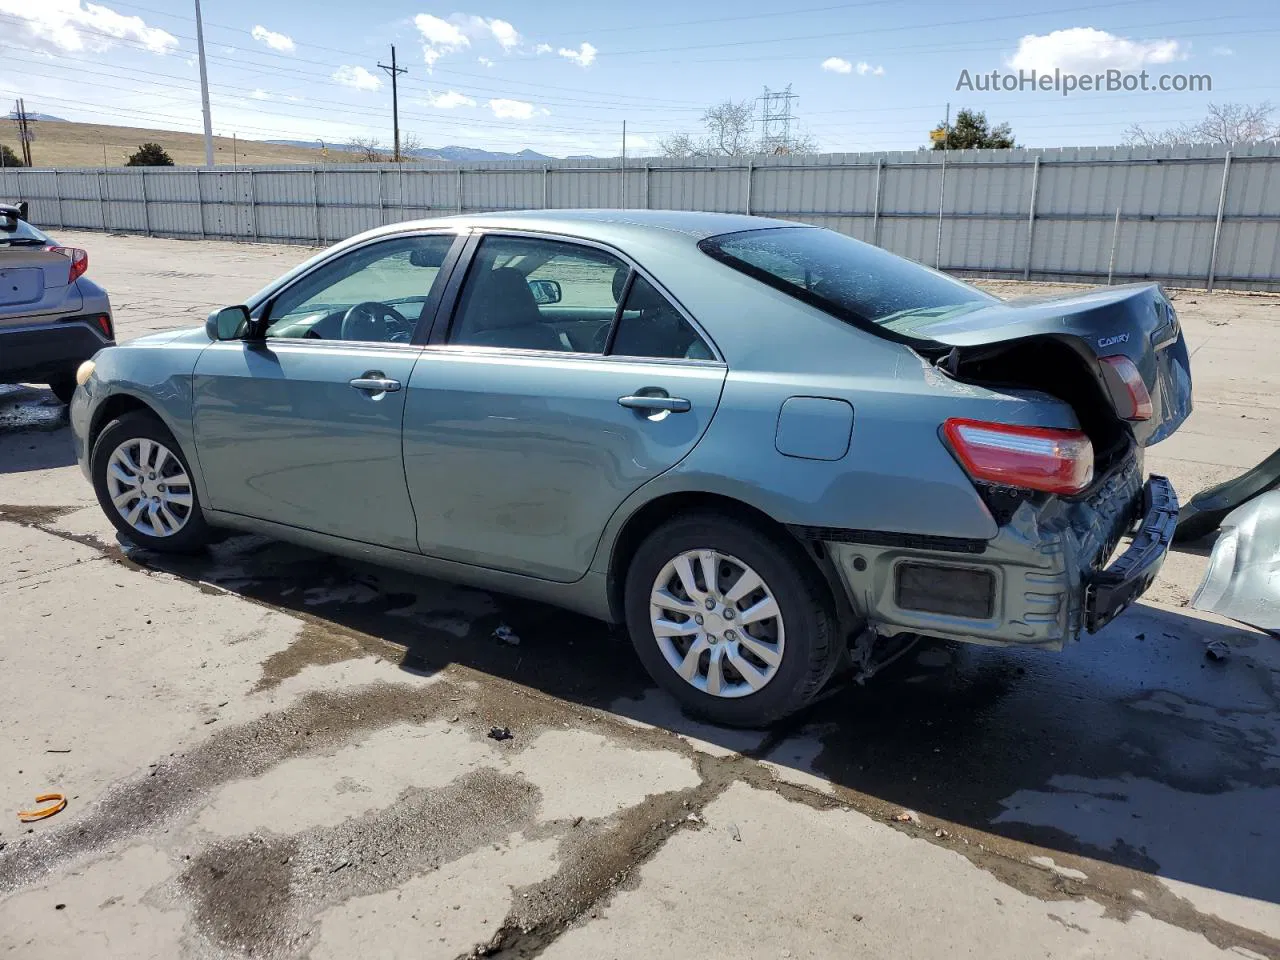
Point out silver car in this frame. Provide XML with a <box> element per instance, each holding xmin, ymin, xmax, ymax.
<box><xmin>0</xmin><ymin>204</ymin><xmax>114</xmax><ymax>403</ymax></box>
<box><xmin>71</xmin><ymin>211</ymin><xmax>1191</xmax><ymax>727</ymax></box>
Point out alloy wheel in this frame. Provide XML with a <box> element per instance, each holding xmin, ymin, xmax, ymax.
<box><xmin>104</xmin><ymin>438</ymin><xmax>194</xmax><ymax>538</ymax></box>
<box><xmin>648</xmin><ymin>549</ymin><xmax>786</xmax><ymax>699</ymax></box>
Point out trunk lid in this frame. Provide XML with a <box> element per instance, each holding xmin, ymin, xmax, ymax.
<box><xmin>883</xmin><ymin>283</ymin><xmax>1192</xmax><ymax>447</ymax></box>
<box><xmin>0</xmin><ymin>244</ymin><xmax>76</xmax><ymax>322</ymax></box>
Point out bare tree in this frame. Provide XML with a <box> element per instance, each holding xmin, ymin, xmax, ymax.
<box><xmin>399</xmin><ymin>132</ymin><xmax>424</xmax><ymax>159</ymax></box>
<box><xmin>659</xmin><ymin>97</ymin><xmax>819</xmax><ymax>158</ymax></box>
<box><xmin>701</xmin><ymin>99</ymin><xmax>756</xmax><ymax>156</ymax></box>
<box><xmin>1124</xmin><ymin>101</ymin><xmax>1279</xmax><ymax>147</ymax></box>
<box><xmin>347</xmin><ymin>135</ymin><xmax>388</xmax><ymax>162</ymax></box>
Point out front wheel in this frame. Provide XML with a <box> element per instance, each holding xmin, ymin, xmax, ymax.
<box><xmin>90</xmin><ymin>410</ymin><xmax>213</xmax><ymax>553</ymax></box>
<box><xmin>624</xmin><ymin>512</ymin><xmax>841</xmax><ymax>728</ymax></box>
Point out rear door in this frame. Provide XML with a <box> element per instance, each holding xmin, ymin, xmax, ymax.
<box><xmin>192</xmin><ymin>232</ymin><xmax>461</xmax><ymax>551</ymax></box>
<box><xmin>403</xmin><ymin>232</ymin><xmax>727</xmax><ymax>582</ymax></box>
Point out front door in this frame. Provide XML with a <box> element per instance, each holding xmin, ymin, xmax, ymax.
<box><xmin>403</xmin><ymin>233</ymin><xmax>727</xmax><ymax>582</ymax></box>
<box><xmin>192</xmin><ymin>233</ymin><xmax>459</xmax><ymax>551</ymax></box>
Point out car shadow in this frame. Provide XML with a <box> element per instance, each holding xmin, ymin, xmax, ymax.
<box><xmin>117</xmin><ymin>530</ymin><xmax>1280</xmax><ymax>910</ymax></box>
<box><xmin>0</xmin><ymin>389</ymin><xmax>76</xmax><ymax>473</ymax></box>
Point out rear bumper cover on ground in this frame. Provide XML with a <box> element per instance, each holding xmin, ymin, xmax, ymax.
<box><xmin>816</xmin><ymin>457</ymin><xmax>1175</xmax><ymax>650</ymax></box>
<box><xmin>0</xmin><ymin>320</ymin><xmax>112</xmax><ymax>382</ymax></box>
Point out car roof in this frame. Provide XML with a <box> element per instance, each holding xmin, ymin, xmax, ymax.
<box><xmin>380</xmin><ymin>209</ymin><xmax>808</xmax><ymax>245</ymax></box>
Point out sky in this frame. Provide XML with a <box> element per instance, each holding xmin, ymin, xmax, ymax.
<box><xmin>0</xmin><ymin>0</ymin><xmax>1277</xmax><ymax>157</ymax></box>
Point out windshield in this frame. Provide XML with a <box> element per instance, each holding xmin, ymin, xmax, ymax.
<box><xmin>0</xmin><ymin>218</ymin><xmax>49</xmax><ymax>247</ymax></box>
<box><xmin>699</xmin><ymin>226</ymin><xmax>995</xmax><ymax>332</ymax></box>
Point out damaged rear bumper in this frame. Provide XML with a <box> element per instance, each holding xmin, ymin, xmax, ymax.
<box><xmin>810</xmin><ymin>456</ymin><xmax>1176</xmax><ymax>650</ymax></box>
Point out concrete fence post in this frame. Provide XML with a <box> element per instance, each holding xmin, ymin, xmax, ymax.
<box><xmin>744</xmin><ymin>161</ymin><xmax>754</xmax><ymax>215</ymax></box>
<box><xmin>871</xmin><ymin>159</ymin><xmax>884</xmax><ymax>246</ymax></box>
<box><xmin>934</xmin><ymin>152</ymin><xmax>947</xmax><ymax>268</ymax></box>
<box><xmin>140</xmin><ymin>169</ymin><xmax>151</xmax><ymax>236</ymax></box>
<box><xmin>1107</xmin><ymin>205</ymin><xmax>1122</xmax><ymax>285</ymax></box>
<box><xmin>312</xmin><ymin>168</ymin><xmax>322</xmax><ymax>244</ymax></box>
<box><xmin>1023</xmin><ymin>156</ymin><xmax>1041</xmax><ymax>280</ymax></box>
<box><xmin>643</xmin><ymin>163</ymin><xmax>651</xmax><ymax>209</ymax></box>
<box><xmin>1207</xmin><ymin>151</ymin><xmax>1233</xmax><ymax>292</ymax></box>
<box><xmin>52</xmin><ymin>169</ymin><xmax>64</xmax><ymax>228</ymax></box>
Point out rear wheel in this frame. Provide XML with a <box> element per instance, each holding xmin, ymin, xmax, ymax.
<box><xmin>91</xmin><ymin>410</ymin><xmax>213</xmax><ymax>553</ymax></box>
<box><xmin>624</xmin><ymin>512</ymin><xmax>840</xmax><ymax>728</ymax></box>
<box><xmin>47</xmin><ymin>376</ymin><xmax>77</xmax><ymax>405</ymax></box>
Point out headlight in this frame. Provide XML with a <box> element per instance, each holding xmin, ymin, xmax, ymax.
<box><xmin>75</xmin><ymin>360</ymin><xmax>96</xmax><ymax>386</ymax></box>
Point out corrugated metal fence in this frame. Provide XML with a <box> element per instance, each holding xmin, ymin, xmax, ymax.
<box><xmin>4</xmin><ymin>143</ymin><xmax>1279</xmax><ymax>291</ymax></box>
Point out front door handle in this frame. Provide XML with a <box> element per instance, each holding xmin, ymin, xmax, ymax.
<box><xmin>350</xmin><ymin>376</ymin><xmax>402</xmax><ymax>393</ymax></box>
<box><xmin>618</xmin><ymin>394</ymin><xmax>691</xmax><ymax>413</ymax></box>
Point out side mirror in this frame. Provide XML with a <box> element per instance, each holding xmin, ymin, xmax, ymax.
<box><xmin>206</xmin><ymin>305</ymin><xmax>251</xmax><ymax>342</ymax></box>
<box><xmin>528</xmin><ymin>279</ymin><xmax>562</xmax><ymax>305</ymax></box>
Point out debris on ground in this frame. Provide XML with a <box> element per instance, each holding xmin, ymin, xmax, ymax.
<box><xmin>894</xmin><ymin>810</ymin><xmax>921</xmax><ymax>825</ymax></box>
<box><xmin>493</xmin><ymin>624</ymin><xmax>521</xmax><ymax>646</ymax></box>
<box><xmin>1204</xmin><ymin>638</ymin><xmax>1231</xmax><ymax>661</ymax></box>
<box><xmin>728</xmin><ymin>822</ymin><xmax>741</xmax><ymax>842</ymax></box>
<box><xmin>686</xmin><ymin>813</ymin><xmax>704</xmax><ymax>824</ymax></box>
<box><xmin>935</xmin><ymin>828</ymin><xmax>950</xmax><ymax>839</ymax></box>
<box><xmin>18</xmin><ymin>792</ymin><xmax>66</xmax><ymax>822</ymax></box>
<box><xmin>488</xmin><ymin>726</ymin><xmax>513</xmax><ymax>741</ymax></box>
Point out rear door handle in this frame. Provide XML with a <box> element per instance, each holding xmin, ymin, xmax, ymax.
<box><xmin>350</xmin><ymin>376</ymin><xmax>401</xmax><ymax>393</ymax></box>
<box><xmin>618</xmin><ymin>394</ymin><xmax>691</xmax><ymax>413</ymax></box>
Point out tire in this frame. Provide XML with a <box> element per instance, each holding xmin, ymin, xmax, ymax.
<box><xmin>624</xmin><ymin>512</ymin><xmax>841</xmax><ymax>728</ymax></box>
<box><xmin>47</xmin><ymin>376</ymin><xmax>77</xmax><ymax>405</ymax></box>
<box><xmin>91</xmin><ymin>410</ymin><xmax>213</xmax><ymax>554</ymax></box>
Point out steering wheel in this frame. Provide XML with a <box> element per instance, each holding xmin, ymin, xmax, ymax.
<box><xmin>340</xmin><ymin>301</ymin><xmax>414</xmax><ymax>343</ymax></box>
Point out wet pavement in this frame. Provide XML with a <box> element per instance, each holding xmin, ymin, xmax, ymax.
<box><xmin>2</xmin><ymin>232</ymin><xmax>1279</xmax><ymax>959</ymax></box>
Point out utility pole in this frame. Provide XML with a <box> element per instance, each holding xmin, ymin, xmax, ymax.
<box><xmin>378</xmin><ymin>46</ymin><xmax>408</xmax><ymax>162</ymax></box>
<box><xmin>14</xmin><ymin>99</ymin><xmax>35</xmax><ymax>166</ymax></box>
<box><xmin>194</xmin><ymin>0</ymin><xmax>214</xmax><ymax>167</ymax></box>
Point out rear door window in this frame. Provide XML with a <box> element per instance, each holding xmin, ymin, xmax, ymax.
<box><xmin>609</xmin><ymin>275</ymin><xmax>714</xmax><ymax>361</ymax></box>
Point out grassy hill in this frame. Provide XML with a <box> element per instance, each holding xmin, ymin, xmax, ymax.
<box><xmin>0</xmin><ymin>120</ymin><xmax>330</xmax><ymax>169</ymax></box>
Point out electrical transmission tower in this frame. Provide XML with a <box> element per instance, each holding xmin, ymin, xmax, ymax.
<box><xmin>757</xmin><ymin>85</ymin><xmax>798</xmax><ymax>155</ymax></box>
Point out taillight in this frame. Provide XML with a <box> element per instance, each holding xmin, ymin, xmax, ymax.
<box><xmin>95</xmin><ymin>314</ymin><xmax>113</xmax><ymax>338</ymax></box>
<box><xmin>1100</xmin><ymin>355</ymin><xmax>1153</xmax><ymax>421</ymax></box>
<box><xmin>47</xmin><ymin>245</ymin><xmax>88</xmax><ymax>283</ymax></box>
<box><xmin>944</xmin><ymin>418</ymin><xmax>1094</xmax><ymax>495</ymax></box>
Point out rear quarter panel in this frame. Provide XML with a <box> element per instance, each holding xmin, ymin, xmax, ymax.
<box><xmin>589</xmin><ymin>249</ymin><xmax>1084</xmax><ymax>572</ymax></box>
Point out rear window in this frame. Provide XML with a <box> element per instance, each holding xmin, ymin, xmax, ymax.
<box><xmin>699</xmin><ymin>226</ymin><xmax>994</xmax><ymax>333</ymax></box>
<box><xmin>0</xmin><ymin>218</ymin><xmax>49</xmax><ymax>246</ymax></box>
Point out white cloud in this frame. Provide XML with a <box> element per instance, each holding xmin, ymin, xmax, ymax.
<box><xmin>478</xmin><ymin>56</ymin><xmax>494</xmax><ymax>67</ymax></box>
<box><xmin>250</xmin><ymin>88</ymin><xmax>272</xmax><ymax>100</ymax></box>
<box><xmin>489</xmin><ymin>98</ymin><xmax>536</xmax><ymax>120</ymax></box>
<box><xmin>251</xmin><ymin>25</ymin><xmax>295</xmax><ymax>53</ymax></box>
<box><xmin>0</xmin><ymin>0</ymin><xmax>178</xmax><ymax>55</ymax></box>
<box><xmin>332</xmin><ymin>65</ymin><xmax>382</xmax><ymax>91</ymax></box>
<box><xmin>558</xmin><ymin>41</ymin><xmax>596</xmax><ymax>67</ymax></box>
<box><xmin>535</xmin><ymin>42</ymin><xmax>552</xmax><ymax>55</ymax></box>
<box><xmin>427</xmin><ymin>89</ymin><xmax>476</xmax><ymax>109</ymax></box>
<box><xmin>1212</xmin><ymin>45</ymin><xmax>1235</xmax><ymax>57</ymax></box>
<box><xmin>822</xmin><ymin>57</ymin><xmax>852</xmax><ymax>74</ymax></box>
<box><xmin>416</xmin><ymin>12</ymin><xmax>470</xmax><ymax>66</ymax></box>
<box><xmin>487</xmin><ymin>18</ymin><xmax>519</xmax><ymax>50</ymax></box>
<box><xmin>1008</xmin><ymin>27</ymin><xmax>1184</xmax><ymax>73</ymax></box>
<box><xmin>856</xmin><ymin>61</ymin><xmax>884</xmax><ymax>76</ymax></box>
